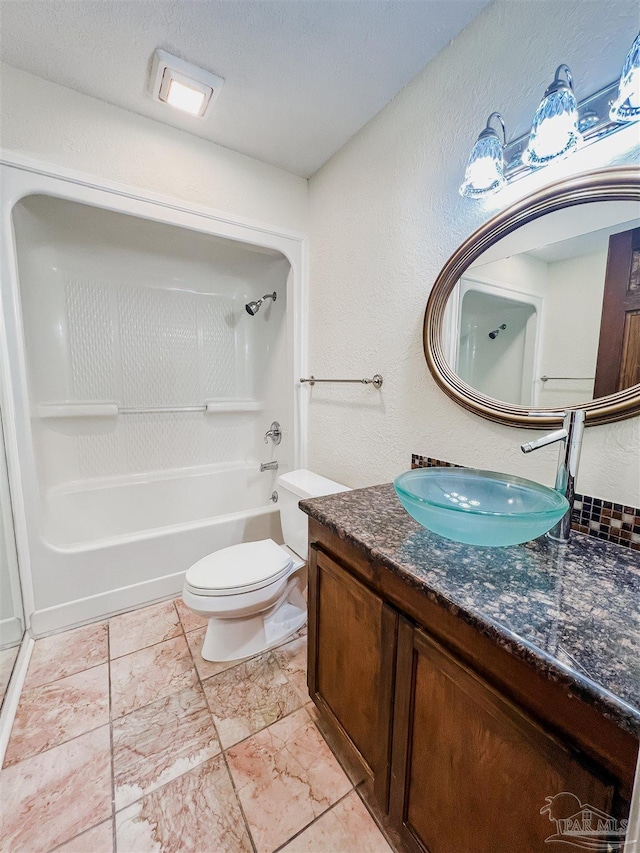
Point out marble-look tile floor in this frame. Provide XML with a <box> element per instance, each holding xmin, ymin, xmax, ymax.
<box><xmin>0</xmin><ymin>598</ymin><xmax>393</xmax><ymax>853</ymax></box>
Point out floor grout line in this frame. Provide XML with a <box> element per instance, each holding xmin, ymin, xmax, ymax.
<box><xmin>47</xmin><ymin>819</ymin><xmax>113</xmax><ymax>853</ymax></box>
<box><xmin>180</xmin><ymin>614</ymin><xmax>258</xmax><ymax>853</ymax></box>
<box><xmin>270</xmin><ymin>788</ymin><xmax>356</xmax><ymax>853</ymax></box>
<box><xmin>98</xmin><ymin>611</ymin><xmax>227</xmax><ymax>822</ymax></box>
<box><xmin>20</xmin><ymin>654</ymin><xmax>109</xmax><ymax>693</ymax></box>
<box><xmin>3</xmin><ymin>663</ymin><xmax>111</xmax><ymax>769</ymax></box>
<box><xmin>108</xmin><ymin>623</ymin><xmax>184</xmax><ymax>662</ymax></box>
<box><xmin>3</xmin><ymin>719</ymin><xmax>111</xmax><ymax>769</ymax></box>
<box><xmin>204</xmin><ymin>647</ymin><xmax>309</xmax><ymax>754</ymax></box>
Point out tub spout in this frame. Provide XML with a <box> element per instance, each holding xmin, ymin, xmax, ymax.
<box><xmin>260</xmin><ymin>461</ymin><xmax>278</xmax><ymax>472</ymax></box>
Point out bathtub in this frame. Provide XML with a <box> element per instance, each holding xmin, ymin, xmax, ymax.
<box><xmin>29</xmin><ymin>463</ymin><xmax>282</xmax><ymax>634</ymax></box>
<box><xmin>43</xmin><ymin>462</ymin><xmax>278</xmax><ymax>548</ymax></box>
<box><xmin>1</xmin><ymin>164</ymin><xmax>305</xmax><ymax>637</ymax></box>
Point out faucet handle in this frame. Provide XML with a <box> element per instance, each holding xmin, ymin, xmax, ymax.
<box><xmin>263</xmin><ymin>421</ymin><xmax>282</xmax><ymax>445</ymax></box>
<box><xmin>521</xmin><ymin>428</ymin><xmax>568</xmax><ymax>454</ymax></box>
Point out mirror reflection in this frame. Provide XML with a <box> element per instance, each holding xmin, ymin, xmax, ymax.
<box><xmin>444</xmin><ymin>200</ymin><xmax>640</xmax><ymax>408</ymax></box>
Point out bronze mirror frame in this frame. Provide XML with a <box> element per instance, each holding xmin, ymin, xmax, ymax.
<box><xmin>423</xmin><ymin>166</ymin><xmax>640</xmax><ymax>428</ymax></box>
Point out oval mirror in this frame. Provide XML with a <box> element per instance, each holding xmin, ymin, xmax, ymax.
<box><xmin>424</xmin><ymin>167</ymin><xmax>640</xmax><ymax>427</ymax></box>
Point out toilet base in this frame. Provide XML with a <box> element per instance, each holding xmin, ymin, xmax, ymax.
<box><xmin>200</xmin><ymin>572</ymin><xmax>307</xmax><ymax>662</ymax></box>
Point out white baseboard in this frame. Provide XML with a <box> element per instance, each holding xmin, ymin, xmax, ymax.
<box><xmin>0</xmin><ymin>635</ymin><xmax>33</xmax><ymax>766</ymax></box>
<box><xmin>30</xmin><ymin>570</ymin><xmax>187</xmax><ymax>637</ymax></box>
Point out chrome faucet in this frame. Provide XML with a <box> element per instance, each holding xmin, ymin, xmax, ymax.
<box><xmin>260</xmin><ymin>460</ymin><xmax>279</xmax><ymax>472</ymax></box>
<box><xmin>521</xmin><ymin>409</ymin><xmax>585</xmax><ymax>543</ymax></box>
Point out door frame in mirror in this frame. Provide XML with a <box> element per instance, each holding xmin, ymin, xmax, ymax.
<box><xmin>424</xmin><ymin>167</ymin><xmax>640</xmax><ymax>428</ymax></box>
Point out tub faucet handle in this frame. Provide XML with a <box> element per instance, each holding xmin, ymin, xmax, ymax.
<box><xmin>264</xmin><ymin>422</ymin><xmax>282</xmax><ymax>445</ymax></box>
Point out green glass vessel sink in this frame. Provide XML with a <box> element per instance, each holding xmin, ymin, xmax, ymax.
<box><xmin>393</xmin><ymin>468</ymin><xmax>569</xmax><ymax>547</ymax></box>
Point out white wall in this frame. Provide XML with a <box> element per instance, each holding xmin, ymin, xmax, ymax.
<box><xmin>308</xmin><ymin>0</ymin><xmax>640</xmax><ymax>505</ymax></box>
<box><xmin>0</xmin><ymin>64</ymin><xmax>308</xmax><ymax>232</ymax></box>
<box><xmin>457</xmin><ymin>291</ymin><xmax>535</xmax><ymax>406</ymax></box>
<box><xmin>539</xmin><ymin>250</ymin><xmax>608</xmax><ymax>407</ymax></box>
<box><xmin>470</xmin><ymin>249</ymin><xmax>609</xmax><ymax>407</ymax></box>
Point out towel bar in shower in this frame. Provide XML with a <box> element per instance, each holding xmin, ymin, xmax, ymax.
<box><xmin>300</xmin><ymin>374</ymin><xmax>383</xmax><ymax>389</ymax></box>
<box><xmin>37</xmin><ymin>400</ymin><xmax>263</xmax><ymax>417</ymax></box>
<box><xmin>119</xmin><ymin>401</ymin><xmax>263</xmax><ymax>414</ymax></box>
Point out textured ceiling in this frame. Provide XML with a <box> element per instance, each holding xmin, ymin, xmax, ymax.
<box><xmin>0</xmin><ymin>0</ymin><xmax>489</xmax><ymax>177</ymax></box>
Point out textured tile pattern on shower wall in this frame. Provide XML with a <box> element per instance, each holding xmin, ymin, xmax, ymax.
<box><xmin>77</xmin><ymin>412</ymin><xmax>243</xmax><ymax>478</ymax></box>
<box><xmin>411</xmin><ymin>454</ymin><xmax>640</xmax><ymax>550</ymax></box>
<box><xmin>67</xmin><ymin>280</ymin><xmax>117</xmax><ymax>400</ymax></box>
<box><xmin>118</xmin><ymin>285</ymin><xmax>200</xmax><ymax>408</ymax></box>
<box><xmin>65</xmin><ymin>280</ymin><xmax>244</xmax><ymax>477</ymax></box>
<box><xmin>202</xmin><ymin>298</ymin><xmax>236</xmax><ymax>398</ymax></box>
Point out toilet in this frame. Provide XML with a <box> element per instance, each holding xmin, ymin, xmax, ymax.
<box><xmin>182</xmin><ymin>469</ymin><xmax>350</xmax><ymax>661</ymax></box>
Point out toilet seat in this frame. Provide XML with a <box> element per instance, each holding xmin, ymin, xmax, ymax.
<box><xmin>185</xmin><ymin>539</ymin><xmax>293</xmax><ymax>597</ymax></box>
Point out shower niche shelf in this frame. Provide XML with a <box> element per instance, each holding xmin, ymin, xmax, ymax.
<box><xmin>36</xmin><ymin>400</ymin><xmax>264</xmax><ymax>418</ymax></box>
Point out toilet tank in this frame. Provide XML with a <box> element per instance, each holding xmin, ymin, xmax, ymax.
<box><xmin>276</xmin><ymin>469</ymin><xmax>350</xmax><ymax>558</ymax></box>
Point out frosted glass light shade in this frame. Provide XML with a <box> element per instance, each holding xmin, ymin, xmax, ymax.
<box><xmin>523</xmin><ymin>87</ymin><xmax>582</xmax><ymax>167</ymax></box>
<box><xmin>459</xmin><ymin>131</ymin><xmax>505</xmax><ymax>198</ymax></box>
<box><xmin>610</xmin><ymin>32</ymin><xmax>640</xmax><ymax>123</ymax></box>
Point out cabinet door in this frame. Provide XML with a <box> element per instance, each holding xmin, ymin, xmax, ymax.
<box><xmin>390</xmin><ymin>619</ymin><xmax>617</xmax><ymax>853</ymax></box>
<box><xmin>308</xmin><ymin>545</ymin><xmax>397</xmax><ymax>808</ymax></box>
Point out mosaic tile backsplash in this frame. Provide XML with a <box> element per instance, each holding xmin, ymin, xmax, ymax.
<box><xmin>411</xmin><ymin>454</ymin><xmax>640</xmax><ymax>551</ymax></box>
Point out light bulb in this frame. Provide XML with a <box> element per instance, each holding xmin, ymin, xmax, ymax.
<box><xmin>523</xmin><ymin>65</ymin><xmax>582</xmax><ymax>167</ymax></box>
<box><xmin>610</xmin><ymin>32</ymin><xmax>640</xmax><ymax>123</ymax></box>
<box><xmin>459</xmin><ymin>113</ymin><xmax>506</xmax><ymax>199</ymax></box>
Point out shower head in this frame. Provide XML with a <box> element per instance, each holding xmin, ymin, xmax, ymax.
<box><xmin>488</xmin><ymin>323</ymin><xmax>507</xmax><ymax>340</ymax></box>
<box><xmin>245</xmin><ymin>292</ymin><xmax>277</xmax><ymax>316</ymax></box>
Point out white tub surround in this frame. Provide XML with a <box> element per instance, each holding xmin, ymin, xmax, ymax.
<box><xmin>0</xmin><ymin>161</ymin><xmax>307</xmax><ymax>635</ymax></box>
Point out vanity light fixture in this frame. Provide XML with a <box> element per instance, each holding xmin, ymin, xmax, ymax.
<box><xmin>461</xmin><ymin>39</ymin><xmax>640</xmax><ymax>202</ymax></box>
<box><xmin>610</xmin><ymin>32</ymin><xmax>640</xmax><ymax>123</ymax></box>
<box><xmin>523</xmin><ymin>65</ymin><xmax>582</xmax><ymax>167</ymax></box>
<box><xmin>148</xmin><ymin>49</ymin><xmax>224</xmax><ymax>118</ymax></box>
<box><xmin>459</xmin><ymin>112</ymin><xmax>507</xmax><ymax>198</ymax></box>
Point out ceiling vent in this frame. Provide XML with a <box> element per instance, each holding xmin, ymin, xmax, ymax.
<box><xmin>148</xmin><ymin>49</ymin><xmax>224</xmax><ymax>118</ymax></box>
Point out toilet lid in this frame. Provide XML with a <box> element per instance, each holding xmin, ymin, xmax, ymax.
<box><xmin>185</xmin><ymin>539</ymin><xmax>293</xmax><ymax>595</ymax></box>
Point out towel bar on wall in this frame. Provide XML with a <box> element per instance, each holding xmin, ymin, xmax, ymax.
<box><xmin>300</xmin><ymin>374</ymin><xmax>383</xmax><ymax>389</ymax></box>
<box><xmin>539</xmin><ymin>376</ymin><xmax>594</xmax><ymax>383</ymax></box>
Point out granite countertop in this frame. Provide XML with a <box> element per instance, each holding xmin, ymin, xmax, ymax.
<box><xmin>300</xmin><ymin>483</ymin><xmax>640</xmax><ymax>738</ymax></box>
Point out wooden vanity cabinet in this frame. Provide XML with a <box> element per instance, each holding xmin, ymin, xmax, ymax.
<box><xmin>307</xmin><ymin>520</ymin><xmax>638</xmax><ymax>853</ymax></box>
<box><xmin>307</xmin><ymin>544</ymin><xmax>398</xmax><ymax>808</ymax></box>
<box><xmin>390</xmin><ymin>618</ymin><xmax>618</xmax><ymax>853</ymax></box>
